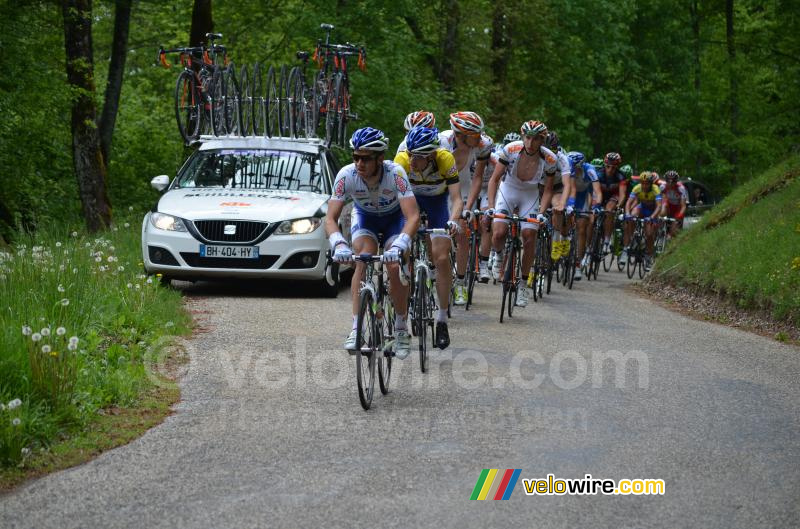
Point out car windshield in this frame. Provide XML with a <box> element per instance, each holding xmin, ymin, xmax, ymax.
<box><xmin>175</xmin><ymin>149</ymin><xmax>327</xmax><ymax>194</ymax></box>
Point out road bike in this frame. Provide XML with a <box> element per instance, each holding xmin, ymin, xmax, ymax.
<box><xmin>530</xmin><ymin>210</ymin><xmax>554</xmax><ymax>301</ymax></box>
<box><xmin>463</xmin><ymin>210</ymin><xmax>487</xmax><ymax>310</ymax></box>
<box><xmin>490</xmin><ymin>213</ymin><xmax>540</xmax><ymax>323</ymax></box>
<box><xmin>350</xmin><ymin>252</ymin><xmax>406</xmax><ymax>410</ymax></box>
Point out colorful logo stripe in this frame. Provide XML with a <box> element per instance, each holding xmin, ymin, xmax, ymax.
<box><xmin>470</xmin><ymin>469</ymin><xmax>522</xmax><ymax>500</ymax></box>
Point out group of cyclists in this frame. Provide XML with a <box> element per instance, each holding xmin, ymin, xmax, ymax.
<box><xmin>324</xmin><ymin>111</ymin><xmax>689</xmax><ymax>360</ymax></box>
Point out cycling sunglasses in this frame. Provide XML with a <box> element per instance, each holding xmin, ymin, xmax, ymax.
<box><xmin>352</xmin><ymin>153</ymin><xmax>378</xmax><ymax>163</ymax></box>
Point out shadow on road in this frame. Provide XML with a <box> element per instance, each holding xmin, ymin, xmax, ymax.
<box><xmin>170</xmin><ymin>278</ymin><xmax>350</xmax><ymax>299</ymax></box>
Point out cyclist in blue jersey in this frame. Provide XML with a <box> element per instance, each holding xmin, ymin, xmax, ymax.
<box><xmin>566</xmin><ymin>151</ymin><xmax>602</xmax><ymax>281</ymax></box>
<box><xmin>325</xmin><ymin>127</ymin><xmax>421</xmax><ymax>358</ymax></box>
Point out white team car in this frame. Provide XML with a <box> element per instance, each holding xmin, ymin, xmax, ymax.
<box><xmin>141</xmin><ymin>136</ymin><xmax>351</xmax><ymax>296</ymax></box>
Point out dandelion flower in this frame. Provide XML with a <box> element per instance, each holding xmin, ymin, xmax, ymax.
<box><xmin>42</xmin><ymin>345</ymin><xmax>51</xmax><ymax>353</ymax></box>
<box><xmin>124</xmin><ymin>222</ymin><xmax>130</xmax><ymax>228</ymax></box>
<box><xmin>69</xmin><ymin>336</ymin><xmax>79</xmax><ymax>344</ymax></box>
<box><xmin>71</xmin><ymin>231</ymin><xmax>78</xmax><ymax>237</ymax></box>
<box><xmin>41</xmin><ymin>328</ymin><xmax>50</xmax><ymax>337</ymax></box>
<box><xmin>56</xmin><ymin>327</ymin><xmax>66</xmax><ymax>336</ymax></box>
<box><xmin>135</xmin><ymin>284</ymin><xmax>141</xmax><ymax>290</ymax></box>
<box><xmin>56</xmin><ymin>241</ymin><xmax>62</xmax><ymax>247</ymax></box>
<box><xmin>50</xmin><ymin>351</ymin><xmax>58</xmax><ymax>357</ymax></box>
<box><xmin>95</xmin><ymin>256</ymin><xmax>102</xmax><ymax>263</ymax></box>
<box><xmin>68</xmin><ymin>343</ymin><xmax>78</xmax><ymax>351</ymax></box>
<box><xmin>12</xmin><ymin>418</ymin><xmax>21</xmax><ymax>426</ymax></box>
<box><xmin>60</xmin><ymin>298</ymin><xmax>70</xmax><ymax>306</ymax></box>
<box><xmin>146</xmin><ymin>277</ymin><xmax>153</xmax><ymax>284</ymax></box>
<box><xmin>72</xmin><ymin>268</ymin><xmax>78</xmax><ymax>274</ymax></box>
<box><xmin>32</xmin><ymin>333</ymin><xmax>42</xmax><ymax>342</ymax></box>
<box><xmin>8</xmin><ymin>399</ymin><xmax>22</xmax><ymax>409</ymax></box>
<box><xmin>128</xmin><ymin>206</ymin><xmax>134</xmax><ymax>211</ymax></box>
<box><xmin>107</xmin><ymin>256</ymin><xmax>114</xmax><ymax>263</ymax></box>
<box><xmin>58</xmin><ymin>284</ymin><xmax>65</xmax><ymax>292</ymax></box>
<box><xmin>126</xmin><ymin>283</ymin><xmax>133</xmax><ymax>289</ymax></box>
<box><xmin>118</xmin><ymin>266</ymin><xmax>125</xmax><ymax>272</ymax></box>
<box><xmin>22</xmin><ymin>326</ymin><xmax>32</xmax><ymax>336</ymax></box>
<box><xmin>21</xmin><ymin>447</ymin><xmax>30</xmax><ymax>456</ymax></box>
<box><xmin>165</xmin><ymin>321</ymin><xmax>174</xmax><ymax>328</ymax></box>
<box><xmin>110</xmin><ymin>246</ymin><xmax>116</xmax><ymax>252</ymax></box>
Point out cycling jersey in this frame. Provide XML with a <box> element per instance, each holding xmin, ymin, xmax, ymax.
<box><xmin>660</xmin><ymin>182</ymin><xmax>688</xmax><ymax>206</ymax></box>
<box><xmin>438</xmin><ymin>129</ymin><xmax>494</xmax><ymax>201</ymax></box>
<box><xmin>498</xmin><ymin>141</ymin><xmax>558</xmax><ymax>190</ymax></box>
<box><xmin>394</xmin><ymin>149</ymin><xmax>459</xmax><ymax>197</ymax></box>
<box><xmin>552</xmin><ymin>147</ymin><xmax>570</xmax><ymax>191</ymax></box>
<box><xmin>570</xmin><ymin>161</ymin><xmax>599</xmax><ymax>193</ymax></box>
<box><xmin>629</xmin><ymin>183</ymin><xmax>662</xmax><ymax>212</ymax></box>
<box><xmin>330</xmin><ymin>161</ymin><xmax>415</xmax><ymax>216</ymax></box>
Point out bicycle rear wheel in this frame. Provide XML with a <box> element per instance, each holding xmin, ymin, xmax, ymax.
<box><xmin>174</xmin><ymin>70</ymin><xmax>200</xmax><ymax>144</ymax></box>
<box><xmin>239</xmin><ymin>64</ymin><xmax>251</xmax><ymax>135</ymax></box>
<box><xmin>627</xmin><ymin>243</ymin><xmax>637</xmax><ymax>279</ymax></box>
<box><xmin>603</xmin><ymin>230</ymin><xmax>615</xmax><ymax>272</ymax></box>
<box><xmin>415</xmin><ymin>267</ymin><xmax>428</xmax><ymax>373</ymax></box>
<box><xmin>356</xmin><ymin>288</ymin><xmax>378</xmax><ymax>410</ymax></box>
<box><xmin>251</xmin><ymin>63</ymin><xmax>265</xmax><ymax>135</ymax></box>
<box><xmin>265</xmin><ymin>66</ymin><xmax>278</xmax><ymax>137</ymax></box>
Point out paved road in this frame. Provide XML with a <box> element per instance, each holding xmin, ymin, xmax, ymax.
<box><xmin>2</xmin><ymin>272</ymin><xmax>799</xmax><ymax>528</ymax></box>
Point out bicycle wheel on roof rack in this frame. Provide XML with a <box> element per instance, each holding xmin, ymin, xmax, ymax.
<box><xmin>265</xmin><ymin>66</ymin><xmax>278</xmax><ymax>138</ymax></box>
<box><xmin>223</xmin><ymin>63</ymin><xmax>242</xmax><ymax>135</ymax></box>
<box><xmin>336</xmin><ymin>74</ymin><xmax>350</xmax><ymax>147</ymax></box>
<box><xmin>239</xmin><ymin>64</ymin><xmax>251</xmax><ymax>136</ymax></box>
<box><xmin>309</xmin><ymin>70</ymin><xmax>324</xmax><ymax>137</ymax></box>
<box><xmin>288</xmin><ymin>66</ymin><xmax>305</xmax><ymax>139</ymax></box>
<box><xmin>251</xmin><ymin>63</ymin><xmax>265</xmax><ymax>136</ymax></box>
<box><xmin>210</xmin><ymin>68</ymin><xmax>226</xmax><ymax>136</ymax></box>
<box><xmin>324</xmin><ymin>74</ymin><xmax>341</xmax><ymax>147</ymax></box>
<box><xmin>277</xmin><ymin>65</ymin><xmax>292</xmax><ymax>138</ymax></box>
<box><xmin>174</xmin><ymin>70</ymin><xmax>200</xmax><ymax>144</ymax></box>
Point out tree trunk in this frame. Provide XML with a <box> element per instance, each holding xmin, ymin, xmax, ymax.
<box><xmin>439</xmin><ymin>0</ymin><xmax>458</xmax><ymax>98</ymax></box>
<box><xmin>490</xmin><ymin>3</ymin><xmax>512</xmax><ymax>125</ymax></box>
<box><xmin>190</xmin><ymin>0</ymin><xmax>214</xmax><ymax>47</ymax></box>
<box><xmin>691</xmin><ymin>0</ymin><xmax>702</xmax><ymax>179</ymax></box>
<box><xmin>62</xmin><ymin>0</ymin><xmax>112</xmax><ymax>232</ymax></box>
<box><xmin>726</xmin><ymin>0</ymin><xmax>738</xmax><ymax>183</ymax></box>
<box><xmin>98</xmin><ymin>0</ymin><xmax>132</xmax><ymax>164</ymax></box>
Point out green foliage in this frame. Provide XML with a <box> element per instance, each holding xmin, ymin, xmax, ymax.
<box><xmin>654</xmin><ymin>155</ymin><xmax>800</xmax><ymax>324</ymax></box>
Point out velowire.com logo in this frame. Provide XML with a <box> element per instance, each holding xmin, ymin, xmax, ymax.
<box><xmin>469</xmin><ymin>469</ymin><xmax>522</xmax><ymax>500</ymax></box>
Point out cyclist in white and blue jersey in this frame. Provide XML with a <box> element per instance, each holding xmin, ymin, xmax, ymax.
<box><xmin>325</xmin><ymin>127</ymin><xmax>420</xmax><ymax>357</ymax></box>
<box><xmin>566</xmin><ymin>151</ymin><xmax>602</xmax><ymax>281</ymax></box>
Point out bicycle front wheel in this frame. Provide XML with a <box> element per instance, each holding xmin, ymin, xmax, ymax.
<box><xmin>415</xmin><ymin>267</ymin><xmax>428</xmax><ymax>373</ymax></box>
<box><xmin>210</xmin><ymin>68</ymin><xmax>226</xmax><ymax>136</ymax></box>
<box><xmin>356</xmin><ymin>288</ymin><xmax>378</xmax><ymax>410</ymax></box>
<box><xmin>223</xmin><ymin>63</ymin><xmax>241</xmax><ymax>135</ymax></box>
<box><xmin>174</xmin><ymin>70</ymin><xmax>200</xmax><ymax>144</ymax></box>
<box><xmin>265</xmin><ymin>66</ymin><xmax>278</xmax><ymax>137</ymax></box>
<box><xmin>378</xmin><ymin>288</ymin><xmax>394</xmax><ymax>395</ymax></box>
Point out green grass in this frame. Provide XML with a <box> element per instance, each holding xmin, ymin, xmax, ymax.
<box><xmin>0</xmin><ymin>208</ymin><xmax>191</xmax><ymax>470</ymax></box>
<box><xmin>652</xmin><ymin>155</ymin><xmax>800</xmax><ymax>325</ymax></box>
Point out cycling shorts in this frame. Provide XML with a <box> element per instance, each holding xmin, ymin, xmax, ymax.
<box><xmin>574</xmin><ymin>190</ymin><xmax>591</xmax><ymax>213</ymax></box>
<box><xmin>494</xmin><ymin>182</ymin><xmax>540</xmax><ymax>231</ymax></box>
<box><xmin>416</xmin><ymin>194</ymin><xmax>451</xmax><ymax>239</ymax></box>
<box><xmin>351</xmin><ymin>207</ymin><xmax>406</xmax><ymax>248</ymax></box>
<box><xmin>632</xmin><ymin>204</ymin><xmax>655</xmax><ymax>218</ymax></box>
<box><xmin>665</xmin><ymin>203</ymin><xmax>684</xmax><ymax>220</ymax></box>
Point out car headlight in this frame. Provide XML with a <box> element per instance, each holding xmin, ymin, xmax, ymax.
<box><xmin>150</xmin><ymin>212</ymin><xmax>188</xmax><ymax>232</ymax></box>
<box><xmin>274</xmin><ymin>217</ymin><xmax>322</xmax><ymax>235</ymax></box>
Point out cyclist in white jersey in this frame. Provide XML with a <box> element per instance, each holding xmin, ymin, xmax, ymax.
<box><xmin>486</xmin><ymin>120</ymin><xmax>557</xmax><ymax>307</ymax></box>
<box><xmin>396</xmin><ymin>110</ymin><xmax>436</xmax><ymax>155</ymax></box>
<box><xmin>325</xmin><ymin>127</ymin><xmax>420</xmax><ymax>358</ymax></box>
<box><xmin>438</xmin><ymin>111</ymin><xmax>494</xmax><ymax>305</ymax></box>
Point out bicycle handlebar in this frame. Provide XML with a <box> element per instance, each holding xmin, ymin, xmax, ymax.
<box><xmin>489</xmin><ymin>212</ymin><xmax>541</xmax><ymax>224</ymax></box>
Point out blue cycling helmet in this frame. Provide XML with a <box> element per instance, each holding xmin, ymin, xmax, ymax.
<box><xmin>568</xmin><ymin>151</ymin><xmax>585</xmax><ymax>165</ymax></box>
<box><xmin>349</xmin><ymin>127</ymin><xmax>389</xmax><ymax>151</ymax></box>
<box><xmin>405</xmin><ymin>126</ymin><xmax>440</xmax><ymax>154</ymax></box>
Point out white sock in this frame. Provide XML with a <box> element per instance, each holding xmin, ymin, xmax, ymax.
<box><xmin>352</xmin><ymin>314</ymin><xmax>358</xmax><ymax>330</ymax></box>
<box><xmin>437</xmin><ymin>308</ymin><xmax>447</xmax><ymax>322</ymax></box>
<box><xmin>395</xmin><ymin>314</ymin><xmax>407</xmax><ymax>331</ymax></box>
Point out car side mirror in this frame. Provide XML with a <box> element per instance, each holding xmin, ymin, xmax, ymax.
<box><xmin>151</xmin><ymin>175</ymin><xmax>170</xmax><ymax>192</ymax></box>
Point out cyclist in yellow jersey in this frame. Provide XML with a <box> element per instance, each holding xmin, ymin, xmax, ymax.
<box><xmin>394</xmin><ymin>126</ymin><xmax>461</xmax><ymax>349</ymax></box>
<box><xmin>622</xmin><ymin>171</ymin><xmax>662</xmax><ymax>271</ymax></box>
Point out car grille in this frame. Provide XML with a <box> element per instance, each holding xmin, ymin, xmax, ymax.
<box><xmin>180</xmin><ymin>253</ymin><xmax>280</xmax><ymax>269</ymax></box>
<box><xmin>192</xmin><ymin>220</ymin><xmax>269</xmax><ymax>243</ymax></box>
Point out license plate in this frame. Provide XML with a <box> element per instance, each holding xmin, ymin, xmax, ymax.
<box><xmin>199</xmin><ymin>245</ymin><xmax>259</xmax><ymax>259</ymax></box>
